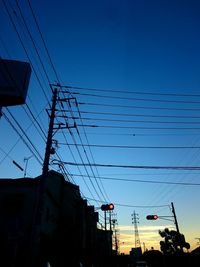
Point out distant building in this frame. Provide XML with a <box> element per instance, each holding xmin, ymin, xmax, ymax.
<box><xmin>129</xmin><ymin>247</ymin><xmax>142</xmax><ymax>265</ymax></box>
<box><xmin>191</xmin><ymin>246</ymin><xmax>200</xmax><ymax>255</ymax></box>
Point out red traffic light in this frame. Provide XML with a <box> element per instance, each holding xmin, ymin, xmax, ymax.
<box><xmin>101</xmin><ymin>203</ymin><xmax>114</xmax><ymax>211</ymax></box>
<box><xmin>146</xmin><ymin>215</ymin><xmax>158</xmax><ymax>220</ymax></box>
<box><xmin>108</xmin><ymin>203</ymin><xmax>114</xmax><ymax>210</ymax></box>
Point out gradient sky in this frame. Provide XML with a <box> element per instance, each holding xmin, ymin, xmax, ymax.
<box><xmin>1</xmin><ymin>0</ymin><xmax>200</xmax><ymax>253</ymax></box>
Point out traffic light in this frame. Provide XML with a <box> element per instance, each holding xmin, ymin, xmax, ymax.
<box><xmin>146</xmin><ymin>214</ymin><xmax>158</xmax><ymax>220</ymax></box>
<box><xmin>101</xmin><ymin>203</ymin><xmax>114</xmax><ymax>211</ymax></box>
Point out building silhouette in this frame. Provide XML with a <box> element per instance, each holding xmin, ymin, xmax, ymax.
<box><xmin>0</xmin><ymin>170</ymin><xmax>113</xmax><ymax>267</ymax></box>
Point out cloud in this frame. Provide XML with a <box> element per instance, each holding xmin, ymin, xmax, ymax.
<box><xmin>118</xmin><ymin>224</ymin><xmax>173</xmax><ymax>232</ymax></box>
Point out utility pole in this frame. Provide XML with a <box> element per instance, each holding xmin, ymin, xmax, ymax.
<box><xmin>31</xmin><ymin>87</ymin><xmax>58</xmax><ymax>266</ymax></box>
<box><xmin>42</xmin><ymin>88</ymin><xmax>57</xmax><ymax>176</ymax></box>
<box><xmin>143</xmin><ymin>242</ymin><xmax>146</xmax><ymax>253</ymax></box>
<box><xmin>171</xmin><ymin>202</ymin><xmax>184</xmax><ymax>252</ymax></box>
<box><xmin>112</xmin><ymin>219</ymin><xmax>119</xmax><ymax>254</ymax></box>
<box><xmin>171</xmin><ymin>202</ymin><xmax>180</xmax><ymax>234</ymax></box>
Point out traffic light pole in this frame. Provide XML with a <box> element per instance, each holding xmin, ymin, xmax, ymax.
<box><xmin>146</xmin><ymin>202</ymin><xmax>181</xmax><ymax>234</ymax></box>
<box><xmin>104</xmin><ymin>211</ymin><xmax>107</xmax><ymax>230</ymax></box>
<box><xmin>101</xmin><ymin>203</ymin><xmax>114</xmax><ymax>231</ymax></box>
<box><xmin>146</xmin><ymin>203</ymin><xmax>184</xmax><ymax>252</ymax></box>
<box><xmin>109</xmin><ymin>211</ymin><xmax>112</xmax><ymax>231</ymax></box>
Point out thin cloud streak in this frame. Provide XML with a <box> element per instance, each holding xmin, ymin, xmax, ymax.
<box><xmin>118</xmin><ymin>224</ymin><xmax>173</xmax><ymax>232</ymax></box>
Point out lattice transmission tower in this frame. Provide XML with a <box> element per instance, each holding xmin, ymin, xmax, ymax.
<box><xmin>131</xmin><ymin>211</ymin><xmax>141</xmax><ymax>248</ymax></box>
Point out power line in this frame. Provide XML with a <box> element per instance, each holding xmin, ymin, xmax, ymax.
<box><xmin>74</xmin><ymin>172</ymin><xmax>200</xmax><ymax>176</ymax></box>
<box><xmin>59</xmin><ymin>115</ymin><xmax>200</xmax><ymax>125</ymax></box>
<box><xmin>14</xmin><ymin>4</ymin><xmax>110</xmax><ymax>206</ymax></box>
<box><xmin>0</xmin><ymin>146</ymin><xmax>17</xmax><ymax>163</ymax></box>
<box><xmin>15</xmin><ymin>0</ymin><xmax>51</xmax><ymax>84</ymax></box>
<box><xmin>56</xmin><ymin>161</ymin><xmax>200</xmax><ymax>170</ymax></box>
<box><xmin>18</xmin><ymin>3</ymin><xmax>100</xmax><ymax>198</ymax></box>
<box><xmin>71</xmin><ymin>174</ymin><xmax>200</xmax><ymax>186</ymax></box>
<box><xmin>74</xmin><ymin>109</ymin><xmax>110</xmax><ymax>201</ymax></box>
<box><xmin>55</xmin><ymin>84</ymin><xmax>200</xmax><ymax>98</ymax></box>
<box><xmin>60</xmin><ymin>109</ymin><xmax>200</xmax><ymax>119</ymax></box>
<box><xmin>75</xmin><ymin>127</ymin><xmax>108</xmax><ymax>202</ymax></box>
<box><xmin>55</xmin><ymin>87</ymin><xmax>110</xmax><ymax>203</ymax></box>
<box><xmin>74</xmin><ymin>124</ymin><xmax>200</xmax><ymax>130</ymax></box>
<box><xmin>23</xmin><ymin>105</ymin><xmax>46</xmax><ymax>141</ymax></box>
<box><xmin>2</xmin><ymin>0</ymin><xmax>50</xmax><ymax>101</ymax></box>
<box><xmin>5</xmin><ymin>108</ymin><xmax>43</xmax><ymax>161</ymax></box>
<box><xmin>78</xmin><ymin>101</ymin><xmax>200</xmax><ymax>111</ymax></box>
<box><xmin>55</xmin><ymin>129</ymin><xmax>97</xmax><ymax>199</ymax></box>
<box><xmin>64</xmin><ymin>127</ymin><xmax>105</xmax><ymax>202</ymax></box>
<box><xmin>85</xmin><ymin>197</ymin><xmax>169</xmax><ymax>208</ymax></box>
<box><xmin>58</xmin><ymin>143</ymin><xmax>200</xmax><ymax>149</ymax></box>
<box><xmin>24</xmin><ymin>103</ymin><xmax>47</xmax><ymax>139</ymax></box>
<box><xmin>3</xmin><ymin>1</ymin><xmax>111</xmax><ymax>207</ymax></box>
<box><xmin>27</xmin><ymin>0</ymin><xmax>60</xmax><ymax>83</ymax></box>
<box><xmin>115</xmin><ymin>204</ymin><xmax>169</xmax><ymax>208</ymax></box>
<box><xmin>3</xmin><ymin>112</ymin><xmax>43</xmax><ymax>165</ymax></box>
<box><xmin>3</xmin><ymin>3</ymin><xmax>79</xmax><ymax>185</ymax></box>
<box><xmin>78</xmin><ymin>132</ymin><xmax>200</xmax><ymax>137</ymax></box>
<box><xmin>0</xmin><ymin>53</ymin><xmax>47</xmax><ymax>143</ymax></box>
<box><xmin>71</xmin><ymin>92</ymin><xmax>200</xmax><ymax>104</ymax></box>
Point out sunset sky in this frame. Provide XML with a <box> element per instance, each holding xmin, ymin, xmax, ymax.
<box><xmin>1</xmin><ymin>0</ymin><xmax>200</xmax><ymax>253</ymax></box>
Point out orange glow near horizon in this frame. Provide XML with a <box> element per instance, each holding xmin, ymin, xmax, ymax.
<box><xmin>117</xmin><ymin>224</ymin><xmax>198</xmax><ymax>255</ymax></box>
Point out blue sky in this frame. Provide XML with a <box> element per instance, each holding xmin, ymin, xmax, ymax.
<box><xmin>1</xmin><ymin>0</ymin><xmax>200</xmax><ymax>253</ymax></box>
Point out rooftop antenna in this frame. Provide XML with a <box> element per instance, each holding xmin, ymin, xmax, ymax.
<box><xmin>24</xmin><ymin>155</ymin><xmax>33</xmax><ymax>177</ymax></box>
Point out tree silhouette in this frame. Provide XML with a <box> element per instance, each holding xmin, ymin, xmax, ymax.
<box><xmin>159</xmin><ymin>228</ymin><xmax>190</xmax><ymax>254</ymax></box>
